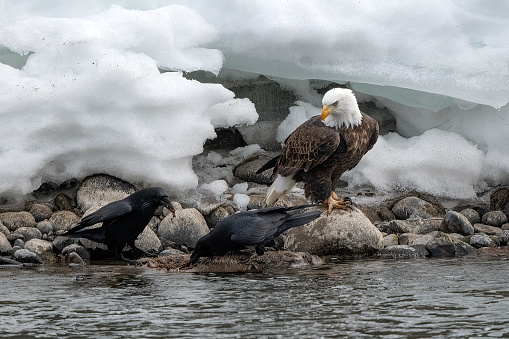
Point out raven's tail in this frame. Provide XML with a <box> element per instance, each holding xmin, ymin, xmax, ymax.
<box><xmin>62</xmin><ymin>228</ymin><xmax>106</xmax><ymax>244</ymax></box>
<box><xmin>275</xmin><ymin>210</ymin><xmax>322</xmax><ymax>237</ymax></box>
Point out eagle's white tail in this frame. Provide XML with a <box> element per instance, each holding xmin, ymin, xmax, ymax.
<box><xmin>265</xmin><ymin>174</ymin><xmax>296</xmax><ymax>205</ymax></box>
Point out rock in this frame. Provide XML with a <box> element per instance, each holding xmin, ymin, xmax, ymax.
<box><xmin>357</xmin><ymin>205</ymin><xmax>382</xmax><ymax>225</ymax></box>
<box><xmin>399</xmin><ymin>233</ymin><xmax>419</xmax><ymax>246</ymax></box>
<box><xmin>384</xmin><ymin>216</ymin><xmax>445</xmax><ymax>235</ymax></box>
<box><xmin>204</xmin><ymin>128</ymin><xmax>246</xmax><ymax>149</ymax></box>
<box><xmin>411</xmin><ymin>231</ymin><xmax>457</xmax><ymax>257</ymax></box>
<box><xmin>62</xmin><ymin>243</ymin><xmax>90</xmax><ymax>261</ymax></box>
<box><xmin>157</xmin><ymin>208</ymin><xmax>209</xmax><ymax>248</ymax></box>
<box><xmin>499</xmin><ymin>230</ymin><xmax>509</xmax><ymax>246</ymax></box>
<box><xmin>503</xmin><ymin>223</ymin><xmax>509</xmax><ymax>230</ymax></box>
<box><xmin>14</xmin><ymin>227</ymin><xmax>42</xmax><ymax>241</ymax></box>
<box><xmin>248</xmin><ymin>193</ymin><xmax>308</xmax><ymax>210</ymax></box>
<box><xmin>53</xmin><ymin>193</ymin><xmax>75</xmax><ymax>211</ymax></box>
<box><xmin>376</xmin><ymin>245</ymin><xmax>423</xmax><ymax>259</ymax></box>
<box><xmin>470</xmin><ymin>234</ymin><xmax>496</xmax><ymax>248</ymax></box>
<box><xmin>205</xmin><ymin>205</ymin><xmax>235</xmax><ymax>228</ymax></box>
<box><xmin>460</xmin><ymin>208</ymin><xmax>481</xmax><ymax>225</ymax></box>
<box><xmin>76</xmin><ymin>174</ymin><xmax>136</xmax><ymax>212</ymax></box>
<box><xmin>453</xmin><ymin>240</ymin><xmax>477</xmax><ymax>256</ymax></box>
<box><xmin>52</xmin><ymin>236</ymin><xmax>76</xmax><ymax>253</ymax></box>
<box><xmin>139</xmin><ymin>250</ymin><xmax>323</xmax><ymax>273</ymax></box>
<box><xmin>233</xmin><ymin>155</ymin><xmax>275</xmax><ymax>185</ymax></box>
<box><xmin>0</xmin><ymin>222</ymin><xmax>9</xmax><ymax>236</ymax></box>
<box><xmin>378</xmin><ymin>205</ymin><xmax>397</xmax><ymax>221</ymax></box>
<box><xmin>481</xmin><ymin>211</ymin><xmax>508</xmax><ymax>227</ymax></box>
<box><xmin>159</xmin><ymin>248</ymin><xmax>186</xmax><ymax>256</ymax></box>
<box><xmin>0</xmin><ymin>211</ymin><xmax>36</xmax><ymax>231</ymax></box>
<box><xmin>7</xmin><ymin>233</ymin><xmax>24</xmax><ymax>242</ymax></box>
<box><xmin>238</xmin><ymin>121</ymin><xmax>281</xmax><ymax>151</ymax></box>
<box><xmin>473</xmin><ymin>223</ymin><xmax>503</xmax><ymax>235</ymax></box>
<box><xmin>0</xmin><ymin>232</ymin><xmax>12</xmax><ymax>254</ymax></box>
<box><xmin>477</xmin><ymin>247</ymin><xmax>509</xmax><ymax>258</ymax></box>
<box><xmin>13</xmin><ymin>239</ymin><xmax>24</xmax><ymax>248</ymax></box>
<box><xmin>134</xmin><ymin>226</ymin><xmax>162</xmax><ymax>255</ymax></box>
<box><xmin>49</xmin><ymin>211</ymin><xmax>80</xmax><ymax>232</ymax></box>
<box><xmin>36</xmin><ymin>220</ymin><xmax>54</xmax><ymax>235</ymax></box>
<box><xmin>65</xmin><ymin>252</ymin><xmax>87</xmax><ymax>265</ymax></box>
<box><xmin>391</xmin><ymin>196</ymin><xmax>444</xmax><ymax>220</ymax></box>
<box><xmin>24</xmin><ymin>239</ymin><xmax>57</xmax><ymax>263</ymax></box>
<box><xmin>77</xmin><ymin>238</ymin><xmax>110</xmax><ymax>259</ymax></box>
<box><xmin>443</xmin><ymin>211</ymin><xmax>474</xmax><ymax>236</ymax></box>
<box><xmin>490</xmin><ymin>187</ymin><xmax>509</xmax><ymax>211</ymax></box>
<box><xmin>14</xmin><ymin>249</ymin><xmax>43</xmax><ymax>264</ymax></box>
<box><xmin>383</xmin><ymin>234</ymin><xmax>398</xmax><ymax>247</ymax></box>
<box><xmin>29</xmin><ymin>204</ymin><xmax>53</xmax><ymax>222</ymax></box>
<box><xmin>283</xmin><ymin>207</ymin><xmax>383</xmax><ymax>256</ymax></box>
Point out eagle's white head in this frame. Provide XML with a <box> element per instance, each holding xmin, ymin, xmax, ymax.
<box><xmin>321</xmin><ymin>88</ymin><xmax>362</xmax><ymax>129</ymax></box>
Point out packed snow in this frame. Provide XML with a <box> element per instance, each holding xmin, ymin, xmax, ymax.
<box><xmin>0</xmin><ymin>1</ymin><xmax>508</xmax><ymax>202</ymax></box>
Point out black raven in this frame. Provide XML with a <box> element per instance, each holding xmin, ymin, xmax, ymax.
<box><xmin>189</xmin><ymin>204</ymin><xmax>322</xmax><ymax>264</ymax></box>
<box><xmin>63</xmin><ymin>187</ymin><xmax>175</xmax><ymax>261</ymax></box>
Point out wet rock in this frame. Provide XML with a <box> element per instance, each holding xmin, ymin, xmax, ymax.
<box><xmin>0</xmin><ymin>212</ymin><xmax>36</xmax><ymax>231</ymax></box>
<box><xmin>13</xmin><ymin>239</ymin><xmax>24</xmax><ymax>248</ymax></box>
<box><xmin>76</xmin><ymin>174</ymin><xmax>136</xmax><ymax>212</ymax></box>
<box><xmin>383</xmin><ymin>234</ymin><xmax>398</xmax><ymax>247</ymax></box>
<box><xmin>481</xmin><ymin>211</ymin><xmax>508</xmax><ymax>227</ymax></box>
<box><xmin>0</xmin><ymin>222</ymin><xmax>9</xmax><ymax>236</ymax></box>
<box><xmin>134</xmin><ymin>226</ymin><xmax>162</xmax><ymax>255</ymax></box>
<box><xmin>470</xmin><ymin>234</ymin><xmax>496</xmax><ymax>248</ymax></box>
<box><xmin>52</xmin><ymin>236</ymin><xmax>76</xmax><ymax>253</ymax></box>
<box><xmin>453</xmin><ymin>240</ymin><xmax>477</xmax><ymax>256</ymax></box>
<box><xmin>24</xmin><ymin>239</ymin><xmax>57</xmax><ymax>263</ymax></box>
<box><xmin>205</xmin><ymin>205</ymin><xmax>235</xmax><ymax>228</ymax></box>
<box><xmin>36</xmin><ymin>220</ymin><xmax>54</xmax><ymax>235</ymax></box>
<box><xmin>477</xmin><ymin>247</ymin><xmax>509</xmax><ymax>258</ymax></box>
<box><xmin>499</xmin><ymin>230</ymin><xmax>509</xmax><ymax>246</ymax></box>
<box><xmin>140</xmin><ymin>251</ymin><xmax>323</xmax><ymax>273</ymax></box>
<box><xmin>238</xmin><ymin>121</ymin><xmax>281</xmax><ymax>151</ymax></box>
<box><xmin>233</xmin><ymin>155</ymin><xmax>275</xmax><ymax>185</ymax></box>
<box><xmin>62</xmin><ymin>243</ymin><xmax>90</xmax><ymax>261</ymax></box>
<box><xmin>459</xmin><ymin>208</ymin><xmax>481</xmax><ymax>225</ymax></box>
<box><xmin>65</xmin><ymin>252</ymin><xmax>87</xmax><ymax>265</ymax></box>
<box><xmin>14</xmin><ymin>249</ymin><xmax>43</xmax><ymax>264</ymax></box>
<box><xmin>383</xmin><ymin>216</ymin><xmax>445</xmax><ymax>235</ymax></box>
<box><xmin>29</xmin><ymin>204</ymin><xmax>53</xmax><ymax>222</ymax></box>
<box><xmin>0</xmin><ymin>232</ymin><xmax>12</xmax><ymax>254</ymax></box>
<box><xmin>49</xmin><ymin>211</ymin><xmax>80</xmax><ymax>232</ymax></box>
<box><xmin>159</xmin><ymin>248</ymin><xmax>186</xmax><ymax>256</ymax></box>
<box><xmin>392</xmin><ymin>196</ymin><xmax>444</xmax><ymax>220</ymax></box>
<box><xmin>283</xmin><ymin>207</ymin><xmax>383</xmax><ymax>256</ymax></box>
<box><xmin>78</xmin><ymin>238</ymin><xmax>110</xmax><ymax>259</ymax></box>
<box><xmin>490</xmin><ymin>187</ymin><xmax>509</xmax><ymax>211</ymax></box>
<box><xmin>14</xmin><ymin>227</ymin><xmax>42</xmax><ymax>241</ymax></box>
<box><xmin>376</xmin><ymin>245</ymin><xmax>423</xmax><ymax>259</ymax></box>
<box><xmin>473</xmin><ymin>223</ymin><xmax>502</xmax><ymax>235</ymax></box>
<box><xmin>53</xmin><ymin>193</ymin><xmax>74</xmax><ymax>211</ymax></box>
<box><xmin>411</xmin><ymin>231</ymin><xmax>456</xmax><ymax>257</ymax></box>
<box><xmin>443</xmin><ymin>211</ymin><xmax>474</xmax><ymax>236</ymax></box>
<box><xmin>158</xmin><ymin>208</ymin><xmax>209</xmax><ymax>248</ymax></box>
<box><xmin>399</xmin><ymin>233</ymin><xmax>419</xmax><ymax>246</ymax></box>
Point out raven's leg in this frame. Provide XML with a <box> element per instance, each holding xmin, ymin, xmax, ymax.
<box><xmin>323</xmin><ymin>192</ymin><xmax>352</xmax><ymax>214</ymax></box>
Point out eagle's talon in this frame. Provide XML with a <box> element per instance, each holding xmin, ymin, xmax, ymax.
<box><xmin>324</xmin><ymin>193</ymin><xmax>352</xmax><ymax>214</ymax></box>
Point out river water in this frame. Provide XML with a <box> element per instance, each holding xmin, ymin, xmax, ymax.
<box><xmin>1</xmin><ymin>257</ymin><xmax>509</xmax><ymax>338</ymax></box>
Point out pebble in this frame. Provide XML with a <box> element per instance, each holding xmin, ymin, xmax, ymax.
<box><xmin>14</xmin><ymin>248</ymin><xmax>43</xmax><ymax>264</ymax></box>
<box><xmin>0</xmin><ymin>211</ymin><xmax>36</xmax><ymax>231</ymax></box>
<box><xmin>14</xmin><ymin>227</ymin><xmax>42</xmax><ymax>241</ymax></box>
<box><xmin>29</xmin><ymin>204</ymin><xmax>53</xmax><ymax>222</ymax></box>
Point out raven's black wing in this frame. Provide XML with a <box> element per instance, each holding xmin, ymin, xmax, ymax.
<box><xmin>66</xmin><ymin>199</ymin><xmax>133</xmax><ymax>234</ymax></box>
<box><xmin>229</xmin><ymin>210</ymin><xmax>286</xmax><ymax>246</ymax></box>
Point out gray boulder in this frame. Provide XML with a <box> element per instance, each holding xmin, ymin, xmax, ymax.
<box><xmin>443</xmin><ymin>211</ymin><xmax>474</xmax><ymax>236</ymax></box>
<box><xmin>134</xmin><ymin>226</ymin><xmax>162</xmax><ymax>255</ymax></box>
<box><xmin>62</xmin><ymin>243</ymin><xmax>90</xmax><ymax>261</ymax></box>
<box><xmin>283</xmin><ymin>207</ymin><xmax>383</xmax><ymax>256</ymax></box>
<box><xmin>473</xmin><ymin>223</ymin><xmax>503</xmax><ymax>235</ymax></box>
<box><xmin>460</xmin><ymin>208</ymin><xmax>481</xmax><ymax>225</ymax></box>
<box><xmin>376</xmin><ymin>245</ymin><xmax>423</xmax><ymax>259</ymax></box>
<box><xmin>14</xmin><ymin>249</ymin><xmax>43</xmax><ymax>264</ymax></box>
<box><xmin>36</xmin><ymin>220</ymin><xmax>54</xmax><ymax>235</ymax></box>
<box><xmin>233</xmin><ymin>155</ymin><xmax>274</xmax><ymax>185</ymax></box>
<box><xmin>411</xmin><ymin>231</ymin><xmax>474</xmax><ymax>257</ymax></box>
<box><xmin>29</xmin><ymin>204</ymin><xmax>53</xmax><ymax>222</ymax></box>
<box><xmin>24</xmin><ymin>239</ymin><xmax>57</xmax><ymax>263</ymax></box>
<box><xmin>498</xmin><ymin>230</ymin><xmax>509</xmax><ymax>246</ymax></box>
<box><xmin>49</xmin><ymin>211</ymin><xmax>80</xmax><ymax>232</ymax></box>
<box><xmin>470</xmin><ymin>234</ymin><xmax>496</xmax><ymax>248</ymax></box>
<box><xmin>0</xmin><ymin>232</ymin><xmax>12</xmax><ymax>254</ymax></box>
<box><xmin>482</xmin><ymin>211</ymin><xmax>508</xmax><ymax>227</ymax></box>
<box><xmin>382</xmin><ymin>216</ymin><xmax>444</xmax><ymax>235</ymax></box>
<box><xmin>14</xmin><ymin>227</ymin><xmax>42</xmax><ymax>241</ymax></box>
<box><xmin>76</xmin><ymin>174</ymin><xmax>136</xmax><ymax>212</ymax></box>
<box><xmin>392</xmin><ymin>196</ymin><xmax>444</xmax><ymax>220</ymax></box>
<box><xmin>52</xmin><ymin>236</ymin><xmax>76</xmax><ymax>253</ymax></box>
<box><xmin>0</xmin><ymin>212</ymin><xmax>36</xmax><ymax>231</ymax></box>
<box><xmin>383</xmin><ymin>234</ymin><xmax>398</xmax><ymax>247</ymax></box>
<box><xmin>399</xmin><ymin>233</ymin><xmax>419</xmax><ymax>246</ymax></box>
<box><xmin>238</xmin><ymin>121</ymin><xmax>281</xmax><ymax>151</ymax></box>
<box><xmin>158</xmin><ymin>208</ymin><xmax>209</xmax><ymax>248</ymax></box>
<box><xmin>206</xmin><ymin>205</ymin><xmax>235</xmax><ymax>228</ymax></box>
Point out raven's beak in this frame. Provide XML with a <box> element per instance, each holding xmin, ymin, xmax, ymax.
<box><xmin>161</xmin><ymin>196</ymin><xmax>176</xmax><ymax>218</ymax></box>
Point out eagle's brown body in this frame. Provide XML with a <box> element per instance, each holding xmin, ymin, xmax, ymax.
<box><xmin>260</xmin><ymin>113</ymin><xmax>379</xmax><ymax>203</ymax></box>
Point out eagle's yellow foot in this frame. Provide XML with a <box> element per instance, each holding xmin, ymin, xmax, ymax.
<box><xmin>323</xmin><ymin>193</ymin><xmax>352</xmax><ymax>214</ymax></box>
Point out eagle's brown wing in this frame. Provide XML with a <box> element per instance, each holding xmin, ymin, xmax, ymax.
<box><xmin>275</xmin><ymin>116</ymin><xmax>341</xmax><ymax>177</ymax></box>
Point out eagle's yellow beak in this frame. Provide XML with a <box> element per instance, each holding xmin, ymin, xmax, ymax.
<box><xmin>321</xmin><ymin>105</ymin><xmax>331</xmax><ymax>121</ymax></box>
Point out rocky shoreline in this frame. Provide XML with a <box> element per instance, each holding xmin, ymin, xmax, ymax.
<box><xmin>1</xmin><ymin>173</ymin><xmax>508</xmax><ymax>272</ymax></box>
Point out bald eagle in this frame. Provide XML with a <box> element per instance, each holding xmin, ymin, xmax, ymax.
<box><xmin>257</xmin><ymin>88</ymin><xmax>379</xmax><ymax>213</ymax></box>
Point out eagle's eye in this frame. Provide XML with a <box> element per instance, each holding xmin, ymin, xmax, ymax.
<box><xmin>333</xmin><ymin>100</ymin><xmax>339</xmax><ymax>106</ymax></box>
